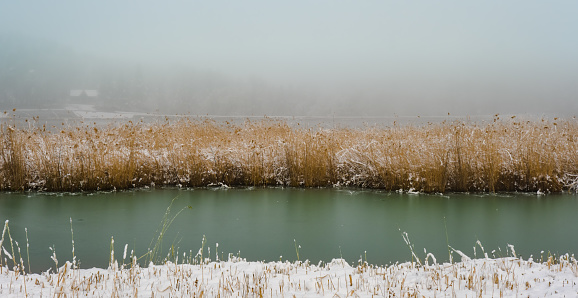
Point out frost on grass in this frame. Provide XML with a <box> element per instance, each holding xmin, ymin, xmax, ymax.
<box><xmin>1</xmin><ymin>255</ymin><xmax>578</xmax><ymax>297</ymax></box>
<box><xmin>1</xmin><ymin>117</ymin><xmax>577</xmax><ymax>193</ymax></box>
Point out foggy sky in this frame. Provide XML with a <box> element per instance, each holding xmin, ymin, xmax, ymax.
<box><xmin>1</xmin><ymin>1</ymin><xmax>577</xmax><ymax>116</ymax></box>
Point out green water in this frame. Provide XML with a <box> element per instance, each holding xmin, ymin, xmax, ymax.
<box><xmin>1</xmin><ymin>188</ymin><xmax>577</xmax><ymax>272</ymax></box>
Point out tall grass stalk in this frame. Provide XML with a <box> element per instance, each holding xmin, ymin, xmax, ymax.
<box><xmin>0</xmin><ymin>220</ymin><xmax>7</xmax><ymax>272</ymax></box>
<box><xmin>69</xmin><ymin>217</ymin><xmax>77</xmax><ymax>269</ymax></box>
<box><xmin>2</xmin><ymin>117</ymin><xmax>577</xmax><ymax>193</ymax></box>
<box><xmin>25</xmin><ymin>227</ymin><xmax>30</xmax><ymax>274</ymax></box>
<box><xmin>401</xmin><ymin>231</ymin><xmax>422</xmax><ymax>266</ymax></box>
<box><xmin>144</xmin><ymin>196</ymin><xmax>191</xmax><ymax>265</ymax></box>
<box><xmin>0</xmin><ymin>220</ymin><xmax>18</xmax><ymax>273</ymax></box>
<box><xmin>294</xmin><ymin>239</ymin><xmax>301</xmax><ymax>262</ymax></box>
<box><xmin>109</xmin><ymin>236</ymin><xmax>115</xmax><ymax>269</ymax></box>
<box><xmin>444</xmin><ymin>217</ymin><xmax>452</xmax><ymax>263</ymax></box>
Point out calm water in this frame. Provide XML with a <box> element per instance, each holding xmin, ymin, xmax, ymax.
<box><xmin>1</xmin><ymin>188</ymin><xmax>577</xmax><ymax>272</ymax></box>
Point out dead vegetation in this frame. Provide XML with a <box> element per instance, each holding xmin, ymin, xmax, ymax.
<box><xmin>1</xmin><ymin>116</ymin><xmax>577</xmax><ymax>193</ymax></box>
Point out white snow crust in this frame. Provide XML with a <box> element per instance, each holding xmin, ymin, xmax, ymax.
<box><xmin>1</xmin><ymin>256</ymin><xmax>577</xmax><ymax>297</ymax></box>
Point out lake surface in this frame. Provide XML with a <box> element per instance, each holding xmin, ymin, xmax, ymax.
<box><xmin>1</xmin><ymin>188</ymin><xmax>577</xmax><ymax>272</ymax></box>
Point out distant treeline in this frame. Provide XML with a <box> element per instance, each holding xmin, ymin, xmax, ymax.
<box><xmin>1</xmin><ymin>117</ymin><xmax>577</xmax><ymax>193</ymax></box>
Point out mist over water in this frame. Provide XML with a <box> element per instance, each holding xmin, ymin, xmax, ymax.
<box><xmin>1</xmin><ymin>1</ymin><xmax>577</xmax><ymax>118</ymax></box>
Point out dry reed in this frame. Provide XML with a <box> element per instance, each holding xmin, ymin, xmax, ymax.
<box><xmin>1</xmin><ymin>116</ymin><xmax>577</xmax><ymax>193</ymax></box>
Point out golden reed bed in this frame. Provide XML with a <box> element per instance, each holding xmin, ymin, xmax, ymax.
<box><xmin>1</xmin><ymin>117</ymin><xmax>577</xmax><ymax>193</ymax></box>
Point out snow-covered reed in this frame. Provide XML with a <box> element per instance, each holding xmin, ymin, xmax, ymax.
<box><xmin>2</xmin><ymin>228</ymin><xmax>578</xmax><ymax>297</ymax></box>
<box><xmin>1</xmin><ymin>116</ymin><xmax>577</xmax><ymax>192</ymax></box>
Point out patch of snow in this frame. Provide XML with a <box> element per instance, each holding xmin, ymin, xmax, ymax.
<box><xmin>1</xmin><ymin>256</ymin><xmax>577</xmax><ymax>297</ymax></box>
<box><xmin>72</xmin><ymin>111</ymin><xmax>135</xmax><ymax>119</ymax></box>
<box><xmin>65</xmin><ymin>104</ymin><xmax>95</xmax><ymax>111</ymax></box>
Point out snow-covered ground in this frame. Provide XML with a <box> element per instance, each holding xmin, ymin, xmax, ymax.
<box><xmin>1</xmin><ymin>255</ymin><xmax>577</xmax><ymax>297</ymax></box>
<box><xmin>65</xmin><ymin>104</ymin><xmax>138</xmax><ymax>119</ymax></box>
<box><xmin>71</xmin><ymin>110</ymin><xmax>136</xmax><ymax>119</ymax></box>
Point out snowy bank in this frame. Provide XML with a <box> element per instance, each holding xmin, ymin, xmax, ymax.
<box><xmin>1</xmin><ymin>256</ymin><xmax>577</xmax><ymax>297</ymax></box>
